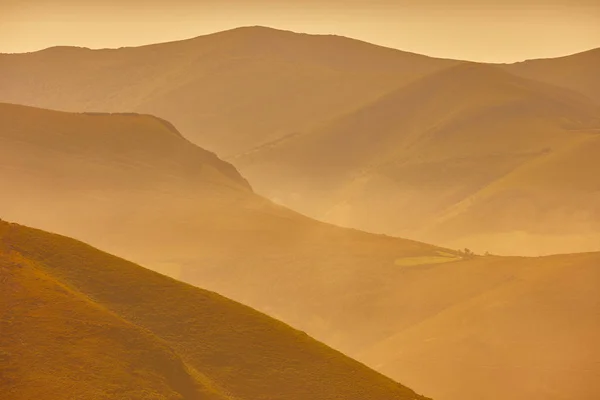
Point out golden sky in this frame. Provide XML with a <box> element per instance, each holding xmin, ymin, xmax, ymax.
<box><xmin>1</xmin><ymin>0</ymin><xmax>599</xmax><ymax>62</ymax></box>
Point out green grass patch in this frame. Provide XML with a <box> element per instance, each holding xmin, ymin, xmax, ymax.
<box><xmin>394</xmin><ymin>252</ymin><xmax>460</xmax><ymax>267</ymax></box>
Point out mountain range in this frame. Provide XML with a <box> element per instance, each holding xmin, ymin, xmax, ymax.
<box><xmin>1</xmin><ymin>102</ymin><xmax>599</xmax><ymax>400</ymax></box>
<box><xmin>0</xmin><ymin>26</ymin><xmax>599</xmax><ymax>255</ymax></box>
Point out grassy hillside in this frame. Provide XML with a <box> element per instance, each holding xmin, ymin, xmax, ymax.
<box><xmin>235</xmin><ymin>63</ymin><xmax>600</xmax><ymax>255</ymax></box>
<box><xmin>0</xmin><ymin>26</ymin><xmax>458</xmax><ymax>157</ymax></box>
<box><xmin>0</xmin><ymin>219</ymin><xmax>430</xmax><ymax>400</ymax></box>
<box><xmin>0</xmin><ymin>248</ymin><xmax>221</xmax><ymax>400</ymax></box>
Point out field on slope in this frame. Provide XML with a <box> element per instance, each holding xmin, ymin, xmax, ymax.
<box><xmin>0</xmin><ymin>26</ymin><xmax>458</xmax><ymax>157</ymax></box>
<box><xmin>1</xmin><ymin>103</ymin><xmax>599</xmax><ymax>400</ymax></box>
<box><xmin>0</xmin><ymin>219</ymin><xmax>429</xmax><ymax>400</ymax></box>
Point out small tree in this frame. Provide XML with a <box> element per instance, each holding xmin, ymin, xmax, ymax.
<box><xmin>459</xmin><ymin>248</ymin><xmax>476</xmax><ymax>258</ymax></box>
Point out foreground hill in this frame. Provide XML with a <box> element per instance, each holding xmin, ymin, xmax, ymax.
<box><xmin>1</xmin><ymin>103</ymin><xmax>599</xmax><ymax>400</ymax></box>
<box><xmin>235</xmin><ymin>63</ymin><xmax>600</xmax><ymax>255</ymax></box>
<box><xmin>0</xmin><ymin>219</ymin><xmax>429</xmax><ymax>400</ymax></box>
<box><xmin>0</xmin><ymin>26</ymin><xmax>458</xmax><ymax>157</ymax></box>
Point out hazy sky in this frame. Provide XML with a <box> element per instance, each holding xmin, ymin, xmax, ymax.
<box><xmin>1</xmin><ymin>0</ymin><xmax>599</xmax><ymax>62</ymax></box>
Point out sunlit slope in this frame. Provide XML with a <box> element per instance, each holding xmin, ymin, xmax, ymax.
<box><xmin>0</xmin><ymin>242</ymin><xmax>224</xmax><ymax>400</ymax></box>
<box><xmin>358</xmin><ymin>252</ymin><xmax>600</xmax><ymax>400</ymax></box>
<box><xmin>0</xmin><ymin>26</ymin><xmax>458</xmax><ymax>157</ymax></box>
<box><xmin>503</xmin><ymin>47</ymin><xmax>600</xmax><ymax>104</ymax></box>
<box><xmin>235</xmin><ymin>63</ymin><xmax>600</xmax><ymax>255</ymax></box>
<box><xmin>0</xmin><ymin>220</ymin><xmax>430</xmax><ymax>400</ymax></box>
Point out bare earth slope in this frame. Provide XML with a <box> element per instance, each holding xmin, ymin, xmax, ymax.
<box><xmin>1</xmin><ymin>103</ymin><xmax>599</xmax><ymax>400</ymax></box>
<box><xmin>0</xmin><ymin>219</ymin><xmax>429</xmax><ymax>400</ymax></box>
<box><xmin>235</xmin><ymin>63</ymin><xmax>600</xmax><ymax>255</ymax></box>
<box><xmin>0</xmin><ymin>26</ymin><xmax>458</xmax><ymax>157</ymax></box>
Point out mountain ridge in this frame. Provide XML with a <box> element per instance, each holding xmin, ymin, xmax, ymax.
<box><xmin>4</xmin><ymin>25</ymin><xmax>598</xmax><ymax>64</ymax></box>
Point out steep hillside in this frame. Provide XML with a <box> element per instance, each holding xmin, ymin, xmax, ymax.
<box><xmin>503</xmin><ymin>47</ymin><xmax>600</xmax><ymax>104</ymax></box>
<box><xmin>235</xmin><ymin>63</ymin><xmax>600</xmax><ymax>255</ymax></box>
<box><xmin>0</xmin><ymin>26</ymin><xmax>458</xmax><ymax>157</ymax></box>
<box><xmin>0</xmin><ymin>219</ymin><xmax>429</xmax><ymax>400</ymax></box>
<box><xmin>0</xmin><ymin>103</ymin><xmax>249</xmax><ymax>190</ymax></box>
<box><xmin>0</xmin><ymin>240</ymin><xmax>223</xmax><ymax>400</ymax></box>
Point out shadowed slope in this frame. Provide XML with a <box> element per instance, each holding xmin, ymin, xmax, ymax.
<box><xmin>0</xmin><ymin>219</ymin><xmax>430</xmax><ymax>400</ymax></box>
<box><xmin>235</xmin><ymin>63</ymin><xmax>600</xmax><ymax>255</ymax></box>
<box><xmin>0</xmin><ymin>26</ymin><xmax>459</xmax><ymax>157</ymax></box>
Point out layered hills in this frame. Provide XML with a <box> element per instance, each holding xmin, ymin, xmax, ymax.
<box><xmin>1</xmin><ymin>27</ymin><xmax>598</xmax><ymax>256</ymax></box>
<box><xmin>235</xmin><ymin>62</ymin><xmax>600</xmax><ymax>255</ymax></box>
<box><xmin>0</xmin><ymin>219</ymin><xmax>429</xmax><ymax>400</ymax></box>
<box><xmin>0</xmin><ymin>101</ymin><xmax>448</xmax><ymax>349</ymax></box>
<box><xmin>1</xmin><ymin>103</ymin><xmax>599</xmax><ymax>400</ymax></box>
<box><xmin>0</xmin><ymin>26</ymin><xmax>459</xmax><ymax>157</ymax></box>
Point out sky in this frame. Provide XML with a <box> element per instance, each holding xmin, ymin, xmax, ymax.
<box><xmin>1</xmin><ymin>0</ymin><xmax>599</xmax><ymax>62</ymax></box>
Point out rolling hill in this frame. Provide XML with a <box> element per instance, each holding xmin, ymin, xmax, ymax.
<box><xmin>1</xmin><ymin>102</ymin><xmax>599</xmax><ymax>400</ymax></box>
<box><xmin>234</xmin><ymin>62</ymin><xmax>600</xmax><ymax>255</ymax></box>
<box><xmin>0</xmin><ymin>219</ymin><xmax>429</xmax><ymax>400</ymax></box>
<box><xmin>423</xmin><ymin>129</ymin><xmax>600</xmax><ymax>254</ymax></box>
<box><xmin>503</xmin><ymin>47</ymin><xmax>600</xmax><ymax>104</ymax></box>
<box><xmin>0</xmin><ymin>26</ymin><xmax>459</xmax><ymax>157</ymax></box>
